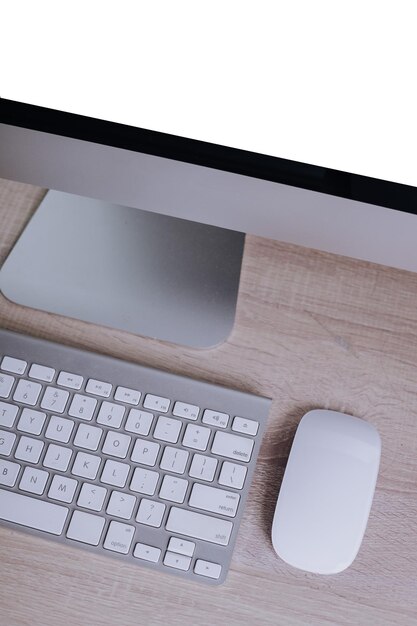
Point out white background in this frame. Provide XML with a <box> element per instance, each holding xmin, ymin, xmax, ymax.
<box><xmin>1</xmin><ymin>1</ymin><xmax>416</xmax><ymax>187</ymax></box>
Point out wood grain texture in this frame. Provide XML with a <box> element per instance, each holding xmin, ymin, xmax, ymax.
<box><xmin>0</xmin><ymin>178</ymin><xmax>416</xmax><ymax>626</ymax></box>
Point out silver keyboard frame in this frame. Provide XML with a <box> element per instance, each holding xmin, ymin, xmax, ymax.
<box><xmin>0</xmin><ymin>328</ymin><xmax>271</xmax><ymax>585</ymax></box>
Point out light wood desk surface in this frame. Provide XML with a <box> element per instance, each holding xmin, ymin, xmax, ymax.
<box><xmin>0</xmin><ymin>178</ymin><xmax>416</xmax><ymax>626</ymax></box>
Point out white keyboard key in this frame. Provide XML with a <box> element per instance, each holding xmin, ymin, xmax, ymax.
<box><xmin>45</xmin><ymin>415</ymin><xmax>74</xmax><ymax>443</ymax></box>
<box><xmin>188</xmin><ymin>454</ymin><xmax>217</xmax><ymax>482</ymax></box>
<box><xmin>172</xmin><ymin>401</ymin><xmax>199</xmax><ymax>420</ymax></box>
<box><xmin>143</xmin><ymin>393</ymin><xmax>170</xmax><ymax>413</ymax></box>
<box><xmin>136</xmin><ymin>499</ymin><xmax>165</xmax><ymax>527</ymax></box>
<box><xmin>0</xmin><ymin>401</ymin><xmax>18</xmax><ymax>427</ymax></box>
<box><xmin>48</xmin><ymin>475</ymin><xmax>78</xmax><ymax>503</ymax></box>
<box><xmin>130</xmin><ymin>467</ymin><xmax>159</xmax><ymax>495</ymax></box>
<box><xmin>66</xmin><ymin>510</ymin><xmax>105</xmax><ymax>545</ymax></box>
<box><xmin>202</xmin><ymin>409</ymin><xmax>229</xmax><ymax>429</ymax></box>
<box><xmin>0</xmin><ymin>459</ymin><xmax>20</xmax><ymax>486</ymax></box>
<box><xmin>131</xmin><ymin>439</ymin><xmax>160</xmax><ymax>466</ymax></box>
<box><xmin>13</xmin><ymin>379</ymin><xmax>41</xmax><ymax>406</ymax></box>
<box><xmin>114</xmin><ymin>386</ymin><xmax>141</xmax><ymax>405</ymax></box>
<box><xmin>159</xmin><ymin>446</ymin><xmax>189</xmax><ymax>474</ymax></box>
<box><xmin>43</xmin><ymin>444</ymin><xmax>73</xmax><ymax>471</ymax></box>
<box><xmin>159</xmin><ymin>475</ymin><xmax>188</xmax><ymax>503</ymax></box>
<box><xmin>17</xmin><ymin>408</ymin><xmax>46</xmax><ymax>435</ymax></box>
<box><xmin>73</xmin><ymin>423</ymin><xmax>103</xmax><ymax>451</ymax></box>
<box><xmin>194</xmin><ymin>559</ymin><xmax>222</xmax><ymax>580</ymax></box>
<box><xmin>28</xmin><ymin>363</ymin><xmax>55</xmax><ymax>382</ymax></box>
<box><xmin>0</xmin><ymin>429</ymin><xmax>16</xmax><ymax>456</ymax></box>
<box><xmin>182</xmin><ymin>424</ymin><xmax>211</xmax><ymax>451</ymax></box>
<box><xmin>85</xmin><ymin>379</ymin><xmax>112</xmax><ymax>397</ymax></box>
<box><xmin>189</xmin><ymin>483</ymin><xmax>240</xmax><ymax>518</ymax></box>
<box><xmin>124</xmin><ymin>409</ymin><xmax>153</xmax><ymax>436</ymax></box>
<box><xmin>19</xmin><ymin>466</ymin><xmax>49</xmax><ymax>495</ymax></box>
<box><xmin>68</xmin><ymin>394</ymin><xmax>97</xmax><ymax>421</ymax></box>
<box><xmin>102</xmin><ymin>431</ymin><xmax>131</xmax><ymax>459</ymax></box>
<box><xmin>218</xmin><ymin>461</ymin><xmax>247</xmax><ymax>490</ymax></box>
<box><xmin>57</xmin><ymin>371</ymin><xmax>83</xmax><ymax>390</ymax></box>
<box><xmin>104</xmin><ymin>521</ymin><xmax>135</xmax><ymax>554</ymax></box>
<box><xmin>153</xmin><ymin>416</ymin><xmax>182</xmax><ymax>444</ymax></box>
<box><xmin>100</xmin><ymin>459</ymin><xmax>130</xmax><ymax>487</ymax></box>
<box><xmin>96</xmin><ymin>401</ymin><xmax>125</xmax><ymax>428</ymax></box>
<box><xmin>77</xmin><ymin>483</ymin><xmax>107</xmax><ymax>511</ymax></box>
<box><xmin>211</xmin><ymin>431</ymin><xmax>254</xmax><ymax>463</ymax></box>
<box><xmin>232</xmin><ymin>416</ymin><xmax>259</xmax><ymax>436</ymax></box>
<box><xmin>168</xmin><ymin>537</ymin><xmax>195</xmax><ymax>557</ymax></box>
<box><xmin>166</xmin><ymin>507</ymin><xmax>233</xmax><ymax>546</ymax></box>
<box><xmin>106</xmin><ymin>491</ymin><xmax>136</xmax><ymax>519</ymax></box>
<box><xmin>0</xmin><ymin>373</ymin><xmax>14</xmax><ymax>399</ymax></box>
<box><xmin>1</xmin><ymin>356</ymin><xmax>27</xmax><ymax>375</ymax></box>
<box><xmin>14</xmin><ymin>435</ymin><xmax>43</xmax><ymax>463</ymax></box>
<box><xmin>163</xmin><ymin>551</ymin><xmax>191</xmax><ymax>571</ymax></box>
<box><xmin>71</xmin><ymin>451</ymin><xmax>101</xmax><ymax>480</ymax></box>
<box><xmin>41</xmin><ymin>386</ymin><xmax>69</xmax><ymax>414</ymax></box>
<box><xmin>0</xmin><ymin>489</ymin><xmax>68</xmax><ymax>535</ymax></box>
<box><xmin>134</xmin><ymin>543</ymin><xmax>161</xmax><ymax>563</ymax></box>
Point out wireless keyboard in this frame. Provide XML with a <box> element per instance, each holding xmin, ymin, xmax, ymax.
<box><xmin>0</xmin><ymin>329</ymin><xmax>270</xmax><ymax>584</ymax></box>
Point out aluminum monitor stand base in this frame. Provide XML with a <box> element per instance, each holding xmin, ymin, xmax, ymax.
<box><xmin>0</xmin><ymin>191</ymin><xmax>245</xmax><ymax>348</ymax></box>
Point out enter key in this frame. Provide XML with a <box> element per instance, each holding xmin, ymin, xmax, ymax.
<box><xmin>189</xmin><ymin>483</ymin><xmax>240</xmax><ymax>518</ymax></box>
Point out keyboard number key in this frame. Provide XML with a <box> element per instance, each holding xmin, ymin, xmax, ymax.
<box><xmin>0</xmin><ymin>374</ymin><xmax>14</xmax><ymax>399</ymax></box>
<box><xmin>13</xmin><ymin>380</ymin><xmax>41</xmax><ymax>406</ymax></box>
<box><xmin>153</xmin><ymin>416</ymin><xmax>182</xmax><ymax>444</ymax></box>
<box><xmin>41</xmin><ymin>387</ymin><xmax>70</xmax><ymax>414</ymax></box>
<box><xmin>96</xmin><ymin>401</ymin><xmax>125</xmax><ymax>428</ymax></box>
<box><xmin>68</xmin><ymin>394</ymin><xmax>97</xmax><ymax>421</ymax></box>
<box><xmin>124</xmin><ymin>409</ymin><xmax>153</xmax><ymax>436</ymax></box>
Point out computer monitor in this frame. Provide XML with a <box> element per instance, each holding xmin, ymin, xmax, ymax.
<box><xmin>1</xmin><ymin>100</ymin><xmax>416</xmax><ymax>348</ymax></box>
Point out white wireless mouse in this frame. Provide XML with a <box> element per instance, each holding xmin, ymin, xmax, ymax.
<box><xmin>272</xmin><ymin>409</ymin><xmax>381</xmax><ymax>574</ymax></box>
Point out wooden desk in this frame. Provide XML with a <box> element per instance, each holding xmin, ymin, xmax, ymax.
<box><xmin>0</xmin><ymin>178</ymin><xmax>416</xmax><ymax>626</ymax></box>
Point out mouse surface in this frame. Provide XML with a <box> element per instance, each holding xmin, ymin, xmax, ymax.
<box><xmin>272</xmin><ymin>409</ymin><xmax>381</xmax><ymax>574</ymax></box>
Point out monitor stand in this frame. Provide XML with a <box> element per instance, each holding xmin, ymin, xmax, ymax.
<box><xmin>0</xmin><ymin>191</ymin><xmax>245</xmax><ymax>348</ymax></box>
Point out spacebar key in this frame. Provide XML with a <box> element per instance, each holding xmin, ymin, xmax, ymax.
<box><xmin>166</xmin><ymin>507</ymin><xmax>233</xmax><ymax>545</ymax></box>
<box><xmin>0</xmin><ymin>489</ymin><xmax>68</xmax><ymax>535</ymax></box>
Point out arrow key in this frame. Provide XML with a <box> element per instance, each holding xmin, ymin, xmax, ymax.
<box><xmin>134</xmin><ymin>543</ymin><xmax>161</xmax><ymax>563</ymax></box>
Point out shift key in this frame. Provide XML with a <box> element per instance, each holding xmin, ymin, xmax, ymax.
<box><xmin>166</xmin><ymin>507</ymin><xmax>233</xmax><ymax>546</ymax></box>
